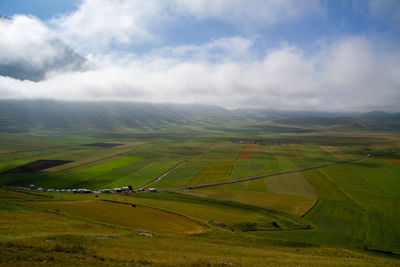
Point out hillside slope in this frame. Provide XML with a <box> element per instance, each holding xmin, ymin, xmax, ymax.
<box><xmin>0</xmin><ymin>100</ymin><xmax>235</xmax><ymax>132</ymax></box>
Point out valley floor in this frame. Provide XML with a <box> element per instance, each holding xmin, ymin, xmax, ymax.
<box><xmin>1</xmin><ymin>130</ymin><xmax>400</xmax><ymax>266</ymax></box>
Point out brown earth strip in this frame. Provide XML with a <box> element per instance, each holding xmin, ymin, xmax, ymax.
<box><xmin>383</xmin><ymin>156</ymin><xmax>400</xmax><ymax>166</ymax></box>
<box><xmin>238</xmin><ymin>144</ymin><xmax>253</xmax><ymax>160</ymax></box>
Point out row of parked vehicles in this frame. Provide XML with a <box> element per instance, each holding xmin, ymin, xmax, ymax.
<box><xmin>15</xmin><ymin>184</ymin><xmax>157</xmax><ymax>194</ymax></box>
<box><xmin>11</xmin><ymin>185</ymin><xmax>157</xmax><ymax>193</ymax></box>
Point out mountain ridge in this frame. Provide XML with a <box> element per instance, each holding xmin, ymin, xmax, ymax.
<box><xmin>0</xmin><ymin>99</ymin><xmax>399</xmax><ymax>133</ymax></box>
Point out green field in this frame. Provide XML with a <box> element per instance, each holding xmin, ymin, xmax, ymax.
<box><xmin>1</xmin><ymin>130</ymin><xmax>400</xmax><ymax>266</ymax></box>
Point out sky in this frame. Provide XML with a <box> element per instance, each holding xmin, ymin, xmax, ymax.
<box><xmin>0</xmin><ymin>0</ymin><xmax>400</xmax><ymax>111</ymax></box>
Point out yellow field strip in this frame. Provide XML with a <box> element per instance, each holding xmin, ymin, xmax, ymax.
<box><xmin>25</xmin><ymin>200</ymin><xmax>206</xmax><ymax>234</ymax></box>
<box><xmin>321</xmin><ymin>146</ymin><xmax>351</xmax><ymax>160</ymax></box>
<box><xmin>265</xmin><ymin>172</ymin><xmax>318</xmax><ymax>199</ymax></box>
<box><xmin>180</xmin><ymin>189</ymin><xmax>316</xmax><ymax>217</ymax></box>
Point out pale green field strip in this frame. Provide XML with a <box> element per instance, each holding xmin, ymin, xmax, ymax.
<box><xmin>295</xmin><ymin>145</ymin><xmax>339</xmax><ymax>166</ymax></box>
<box><xmin>227</xmin><ymin>177</ymin><xmax>268</xmax><ymax>193</ymax></box>
<box><xmin>25</xmin><ymin>200</ymin><xmax>206</xmax><ymax>234</ymax></box>
<box><xmin>140</xmin><ymin>160</ymin><xmax>189</xmax><ymax>188</ymax></box>
<box><xmin>79</xmin><ymin>156</ymin><xmax>141</xmax><ymax>173</ymax></box>
<box><xmin>45</xmin><ymin>142</ymin><xmax>145</xmax><ymax>172</ymax></box>
<box><xmin>104</xmin><ymin>158</ymin><xmax>183</xmax><ymax>189</ymax></box>
<box><xmin>53</xmin><ymin>156</ymin><xmax>143</xmax><ymax>189</ymax></box>
<box><xmin>265</xmin><ymin>172</ymin><xmax>317</xmax><ymax>198</ymax></box>
<box><xmin>252</xmin><ymin>145</ymin><xmax>281</xmax><ymax>173</ymax></box>
<box><xmin>230</xmin><ymin>158</ymin><xmax>269</xmax><ymax>178</ymax></box>
<box><xmin>187</xmin><ymin>161</ymin><xmax>234</xmax><ymax>185</ymax></box>
<box><xmin>45</xmin><ymin>148</ymin><xmax>133</xmax><ymax>172</ymax></box>
<box><xmin>194</xmin><ymin>142</ymin><xmax>244</xmax><ymax>161</ymax></box>
<box><xmin>267</xmin><ymin>145</ymin><xmax>298</xmax><ymax>170</ymax></box>
<box><xmin>152</xmin><ymin>160</ymin><xmax>208</xmax><ymax>188</ymax></box>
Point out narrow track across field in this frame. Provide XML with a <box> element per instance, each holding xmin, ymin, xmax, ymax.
<box><xmin>154</xmin><ymin>151</ymin><xmax>398</xmax><ymax>192</ymax></box>
<box><xmin>136</xmin><ymin>160</ymin><xmax>189</xmax><ymax>189</ymax></box>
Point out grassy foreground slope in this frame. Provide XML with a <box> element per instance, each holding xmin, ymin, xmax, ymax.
<box><xmin>1</xmin><ymin>189</ymin><xmax>399</xmax><ymax>266</ymax></box>
<box><xmin>26</xmin><ymin>200</ymin><xmax>206</xmax><ymax>234</ymax></box>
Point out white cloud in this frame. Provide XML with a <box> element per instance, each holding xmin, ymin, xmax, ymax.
<box><xmin>0</xmin><ymin>15</ymin><xmax>60</xmax><ymax>67</ymax></box>
<box><xmin>1</xmin><ymin>36</ymin><xmax>399</xmax><ymax>112</ymax></box>
<box><xmin>50</xmin><ymin>0</ymin><xmax>323</xmax><ymax>54</ymax></box>
<box><xmin>1</xmin><ymin>3</ymin><xmax>399</xmax><ymax>112</ymax></box>
<box><xmin>51</xmin><ymin>0</ymin><xmax>167</xmax><ymax>53</ymax></box>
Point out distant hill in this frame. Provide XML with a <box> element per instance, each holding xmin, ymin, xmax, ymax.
<box><xmin>0</xmin><ymin>100</ymin><xmax>234</xmax><ymax>132</ymax></box>
<box><xmin>0</xmin><ymin>100</ymin><xmax>398</xmax><ymax>133</ymax></box>
<box><xmin>275</xmin><ymin>111</ymin><xmax>400</xmax><ymax>131</ymax></box>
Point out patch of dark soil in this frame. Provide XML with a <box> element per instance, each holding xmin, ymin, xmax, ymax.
<box><xmin>2</xmin><ymin>160</ymin><xmax>73</xmax><ymax>174</ymax></box>
<box><xmin>81</xmin><ymin>142</ymin><xmax>123</xmax><ymax>148</ymax></box>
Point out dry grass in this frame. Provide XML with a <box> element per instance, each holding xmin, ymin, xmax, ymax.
<box><xmin>321</xmin><ymin>146</ymin><xmax>353</xmax><ymax>160</ymax></box>
<box><xmin>25</xmin><ymin>200</ymin><xmax>206</xmax><ymax>234</ymax></box>
<box><xmin>181</xmin><ymin>188</ymin><xmax>316</xmax><ymax>216</ymax></box>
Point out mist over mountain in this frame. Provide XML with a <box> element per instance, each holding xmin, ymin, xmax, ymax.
<box><xmin>0</xmin><ymin>42</ymin><xmax>89</xmax><ymax>82</ymax></box>
<box><xmin>0</xmin><ymin>100</ymin><xmax>232</xmax><ymax>132</ymax></box>
<box><xmin>0</xmin><ymin>15</ymin><xmax>90</xmax><ymax>82</ymax></box>
<box><xmin>0</xmin><ymin>99</ymin><xmax>398</xmax><ymax>133</ymax></box>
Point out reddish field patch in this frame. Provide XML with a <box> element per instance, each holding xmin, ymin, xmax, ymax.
<box><xmin>238</xmin><ymin>144</ymin><xmax>253</xmax><ymax>160</ymax></box>
<box><xmin>2</xmin><ymin>160</ymin><xmax>73</xmax><ymax>174</ymax></box>
<box><xmin>383</xmin><ymin>157</ymin><xmax>400</xmax><ymax>166</ymax></box>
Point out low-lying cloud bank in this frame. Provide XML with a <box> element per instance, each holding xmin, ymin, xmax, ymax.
<box><xmin>1</xmin><ymin>34</ymin><xmax>399</xmax><ymax>111</ymax></box>
<box><xmin>0</xmin><ymin>0</ymin><xmax>399</xmax><ymax>112</ymax></box>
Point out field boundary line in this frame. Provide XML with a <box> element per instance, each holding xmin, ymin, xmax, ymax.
<box><xmin>154</xmin><ymin>153</ymin><xmax>400</xmax><ymax>191</ymax></box>
<box><xmin>0</xmin><ymin>185</ymin><xmax>54</xmax><ymax>199</ymax></box>
<box><xmin>136</xmin><ymin>160</ymin><xmax>189</xmax><ymax>190</ymax></box>
<box><xmin>102</xmin><ymin>198</ymin><xmax>209</xmax><ymax>231</ymax></box>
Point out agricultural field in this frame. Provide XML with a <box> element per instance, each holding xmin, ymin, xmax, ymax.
<box><xmin>25</xmin><ymin>200</ymin><xmax>206</xmax><ymax>235</ymax></box>
<box><xmin>1</xmin><ymin>130</ymin><xmax>400</xmax><ymax>266</ymax></box>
